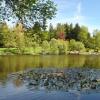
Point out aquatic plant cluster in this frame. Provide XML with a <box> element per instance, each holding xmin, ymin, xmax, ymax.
<box><xmin>11</xmin><ymin>68</ymin><xmax>100</xmax><ymax>93</ymax></box>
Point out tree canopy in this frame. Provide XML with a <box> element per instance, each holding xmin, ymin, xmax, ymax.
<box><xmin>0</xmin><ymin>0</ymin><xmax>57</xmax><ymax>29</ymax></box>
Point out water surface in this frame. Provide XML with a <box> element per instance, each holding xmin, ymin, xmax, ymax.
<box><xmin>0</xmin><ymin>55</ymin><xmax>100</xmax><ymax>100</ymax></box>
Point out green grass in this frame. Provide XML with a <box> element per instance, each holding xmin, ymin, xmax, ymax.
<box><xmin>0</xmin><ymin>47</ymin><xmax>100</xmax><ymax>55</ymax></box>
<box><xmin>0</xmin><ymin>48</ymin><xmax>18</xmax><ymax>55</ymax></box>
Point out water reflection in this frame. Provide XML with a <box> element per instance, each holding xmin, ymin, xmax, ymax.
<box><xmin>6</xmin><ymin>68</ymin><xmax>100</xmax><ymax>94</ymax></box>
<box><xmin>0</xmin><ymin>55</ymin><xmax>100</xmax><ymax>100</ymax></box>
<box><xmin>13</xmin><ymin>79</ymin><xmax>24</xmax><ymax>88</ymax></box>
<box><xmin>0</xmin><ymin>55</ymin><xmax>100</xmax><ymax>81</ymax></box>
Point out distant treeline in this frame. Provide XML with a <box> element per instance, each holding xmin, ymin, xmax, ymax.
<box><xmin>0</xmin><ymin>22</ymin><xmax>100</xmax><ymax>54</ymax></box>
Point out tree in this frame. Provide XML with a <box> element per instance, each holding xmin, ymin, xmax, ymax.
<box><xmin>50</xmin><ymin>38</ymin><xmax>59</xmax><ymax>54</ymax></box>
<box><xmin>49</xmin><ymin>23</ymin><xmax>56</xmax><ymax>40</ymax></box>
<box><xmin>41</xmin><ymin>31</ymin><xmax>49</xmax><ymax>41</ymax></box>
<box><xmin>0</xmin><ymin>32</ymin><xmax>3</xmax><ymax>47</ymax></box>
<box><xmin>32</xmin><ymin>22</ymin><xmax>42</xmax><ymax>43</ymax></box>
<box><xmin>69</xmin><ymin>39</ymin><xmax>85</xmax><ymax>52</ymax></box>
<box><xmin>78</xmin><ymin>26</ymin><xmax>88</xmax><ymax>40</ymax></box>
<box><xmin>65</xmin><ymin>23</ymin><xmax>81</xmax><ymax>41</ymax></box>
<box><xmin>58</xmin><ymin>40</ymin><xmax>68</xmax><ymax>54</ymax></box>
<box><xmin>3</xmin><ymin>31</ymin><xmax>16</xmax><ymax>48</ymax></box>
<box><xmin>0</xmin><ymin>22</ymin><xmax>16</xmax><ymax>48</ymax></box>
<box><xmin>65</xmin><ymin>23</ymin><xmax>73</xmax><ymax>40</ymax></box>
<box><xmin>32</xmin><ymin>22</ymin><xmax>41</xmax><ymax>34</ymax></box>
<box><xmin>0</xmin><ymin>0</ymin><xmax>36</xmax><ymax>23</ymax></box>
<box><xmin>13</xmin><ymin>23</ymin><xmax>25</xmax><ymax>52</ymax></box>
<box><xmin>49</xmin><ymin>23</ymin><xmax>54</xmax><ymax>33</ymax></box>
<box><xmin>37</xmin><ymin>0</ymin><xmax>57</xmax><ymax>30</ymax></box>
<box><xmin>0</xmin><ymin>0</ymin><xmax>57</xmax><ymax>30</ymax></box>
<box><xmin>78</xmin><ymin>26</ymin><xmax>90</xmax><ymax>47</ymax></box>
<box><xmin>87</xmin><ymin>37</ymin><xmax>95</xmax><ymax>49</ymax></box>
<box><xmin>0</xmin><ymin>22</ymin><xmax>5</xmax><ymax>47</ymax></box>
<box><xmin>42</xmin><ymin>40</ymin><xmax>50</xmax><ymax>54</ymax></box>
<box><xmin>24</xmin><ymin>35</ymin><xmax>33</xmax><ymax>47</ymax></box>
<box><xmin>93</xmin><ymin>30</ymin><xmax>100</xmax><ymax>51</ymax></box>
<box><xmin>72</xmin><ymin>23</ymin><xmax>81</xmax><ymax>41</ymax></box>
<box><xmin>56</xmin><ymin>23</ymin><xmax>65</xmax><ymax>39</ymax></box>
<box><xmin>0</xmin><ymin>22</ymin><xmax>9</xmax><ymax>34</ymax></box>
<box><xmin>65</xmin><ymin>23</ymin><xmax>70</xmax><ymax>40</ymax></box>
<box><xmin>75</xmin><ymin>42</ymin><xmax>85</xmax><ymax>52</ymax></box>
<box><xmin>69</xmin><ymin>39</ymin><xmax>77</xmax><ymax>51</ymax></box>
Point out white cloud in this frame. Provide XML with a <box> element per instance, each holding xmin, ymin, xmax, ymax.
<box><xmin>73</xmin><ymin>1</ymin><xmax>85</xmax><ymax>22</ymax></box>
<box><xmin>77</xmin><ymin>2</ymin><xmax>81</xmax><ymax>14</ymax></box>
<box><xmin>49</xmin><ymin>0</ymin><xmax>85</xmax><ymax>25</ymax></box>
<box><xmin>48</xmin><ymin>0</ymin><xmax>96</xmax><ymax>33</ymax></box>
<box><xmin>53</xmin><ymin>1</ymin><xmax>85</xmax><ymax>25</ymax></box>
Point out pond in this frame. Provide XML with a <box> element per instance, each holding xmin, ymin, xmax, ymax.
<box><xmin>0</xmin><ymin>55</ymin><xmax>100</xmax><ymax>100</ymax></box>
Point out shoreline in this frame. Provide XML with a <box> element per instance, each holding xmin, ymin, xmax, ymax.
<box><xmin>0</xmin><ymin>48</ymin><xmax>100</xmax><ymax>56</ymax></box>
<box><xmin>0</xmin><ymin>51</ymin><xmax>100</xmax><ymax>56</ymax></box>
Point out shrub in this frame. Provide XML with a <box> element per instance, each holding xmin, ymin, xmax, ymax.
<box><xmin>69</xmin><ymin>39</ymin><xmax>77</xmax><ymax>51</ymax></box>
<box><xmin>58</xmin><ymin>39</ymin><xmax>68</xmax><ymax>54</ymax></box>
<box><xmin>69</xmin><ymin>39</ymin><xmax>85</xmax><ymax>52</ymax></box>
<box><xmin>50</xmin><ymin>38</ymin><xmax>59</xmax><ymax>54</ymax></box>
<box><xmin>42</xmin><ymin>40</ymin><xmax>50</xmax><ymax>54</ymax></box>
<box><xmin>76</xmin><ymin>42</ymin><xmax>85</xmax><ymax>52</ymax></box>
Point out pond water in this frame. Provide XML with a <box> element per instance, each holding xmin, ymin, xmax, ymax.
<box><xmin>0</xmin><ymin>55</ymin><xmax>100</xmax><ymax>100</ymax></box>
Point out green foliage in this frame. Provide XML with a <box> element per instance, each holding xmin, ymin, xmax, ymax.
<box><xmin>0</xmin><ymin>22</ymin><xmax>16</xmax><ymax>48</ymax></box>
<box><xmin>75</xmin><ymin>42</ymin><xmax>85</xmax><ymax>52</ymax></box>
<box><xmin>1</xmin><ymin>0</ymin><xmax>100</xmax><ymax>55</ymax></box>
<box><xmin>24</xmin><ymin>36</ymin><xmax>33</xmax><ymax>47</ymax></box>
<box><xmin>0</xmin><ymin>0</ymin><xmax>57</xmax><ymax>29</ymax></box>
<box><xmin>49</xmin><ymin>23</ymin><xmax>56</xmax><ymax>40</ymax></box>
<box><xmin>13</xmin><ymin>23</ymin><xmax>25</xmax><ymax>53</ymax></box>
<box><xmin>73</xmin><ymin>23</ymin><xmax>81</xmax><ymax>41</ymax></box>
<box><xmin>36</xmin><ymin>0</ymin><xmax>57</xmax><ymax>30</ymax></box>
<box><xmin>41</xmin><ymin>31</ymin><xmax>49</xmax><ymax>41</ymax></box>
<box><xmin>3</xmin><ymin>32</ymin><xmax>16</xmax><ymax>48</ymax></box>
<box><xmin>65</xmin><ymin>23</ymin><xmax>81</xmax><ymax>40</ymax></box>
<box><xmin>69</xmin><ymin>39</ymin><xmax>77</xmax><ymax>51</ymax></box>
<box><xmin>93</xmin><ymin>30</ymin><xmax>100</xmax><ymax>50</ymax></box>
<box><xmin>78</xmin><ymin>26</ymin><xmax>89</xmax><ymax>41</ymax></box>
<box><xmin>50</xmin><ymin>38</ymin><xmax>59</xmax><ymax>54</ymax></box>
<box><xmin>0</xmin><ymin>32</ymin><xmax>4</xmax><ymax>47</ymax></box>
<box><xmin>65</xmin><ymin>23</ymin><xmax>70</xmax><ymax>39</ymax></box>
<box><xmin>69</xmin><ymin>39</ymin><xmax>85</xmax><ymax>52</ymax></box>
<box><xmin>58</xmin><ymin>40</ymin><xmax>68</xmax><ymax>54</ymax></box>
<box><xmin>32</xmin><ymin>22</ymin><xmax>41</xmax><ymax>34</ymax></box>
<box><xmin>86</xmin><ymin>37</ymin><xmax>95</xmax><ymax>49</ymax></box>
<box><xmin>56</xmin><ymin>23</ymin><xmax>65</xmax><ymax>39</ymax></box>
<box><xmin>42</xmin><ymin>40</ymin><xmax>50</xmax><ymax>54</ymax></box>
<box><xmin>0</xmin><ymin>21</ymin><xmax>100</xmax><ymax>55</ymax></box>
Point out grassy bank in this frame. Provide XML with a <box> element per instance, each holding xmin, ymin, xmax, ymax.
<box><xmin>0</xmin><ymin>48</ymin><xmax>42</xmax><ymax>55</ymax></box>
<box><xmin>0</xmin><ymin>48</ymin><xmax>100</xmax><ymax>55</ymax></box>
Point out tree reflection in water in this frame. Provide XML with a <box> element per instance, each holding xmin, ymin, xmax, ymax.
<box><xmin>9</xmin><ymin>68</ymin><xmax>100</xmax><ymax>94</ymax></box>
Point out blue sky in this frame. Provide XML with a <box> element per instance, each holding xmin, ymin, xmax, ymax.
<box><xmin>48</xmin><ymin>0</ymin><xmax>100</xmax><ymax>33</ymax></box>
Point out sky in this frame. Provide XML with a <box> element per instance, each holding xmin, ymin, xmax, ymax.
<box><xmin>48</xmin><ymin>0</ymin><xmax>100</xmax><ymax>33</ymax></box>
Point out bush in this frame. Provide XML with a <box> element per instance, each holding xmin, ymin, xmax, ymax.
<box><xmin>75</xmin><ymin>42</ymin><xmax>85</xmax><ymax>52</ymax></box>
<box><xmin>69</xmin><ymin>39</ymin><xmax>85</xmax><ymax>52</ymax></box>
<box><xmin>69</xmin><ymin>39</ymin><xmax>77</xmax><ymax>51</ymax></box>
<box><xmin>42</xmin><ymin>40</ymin><xmax>50</xmax><ymax>54</ymax></box>
<box><xmin>58</xmin><ymin>39</ymin><xmax>68</xmax><ymax>54</ymax></box>
<box><xmin>50</xmin><ymin>38</ymin><xmax>59</xmax><ymax>54</ymax></box>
